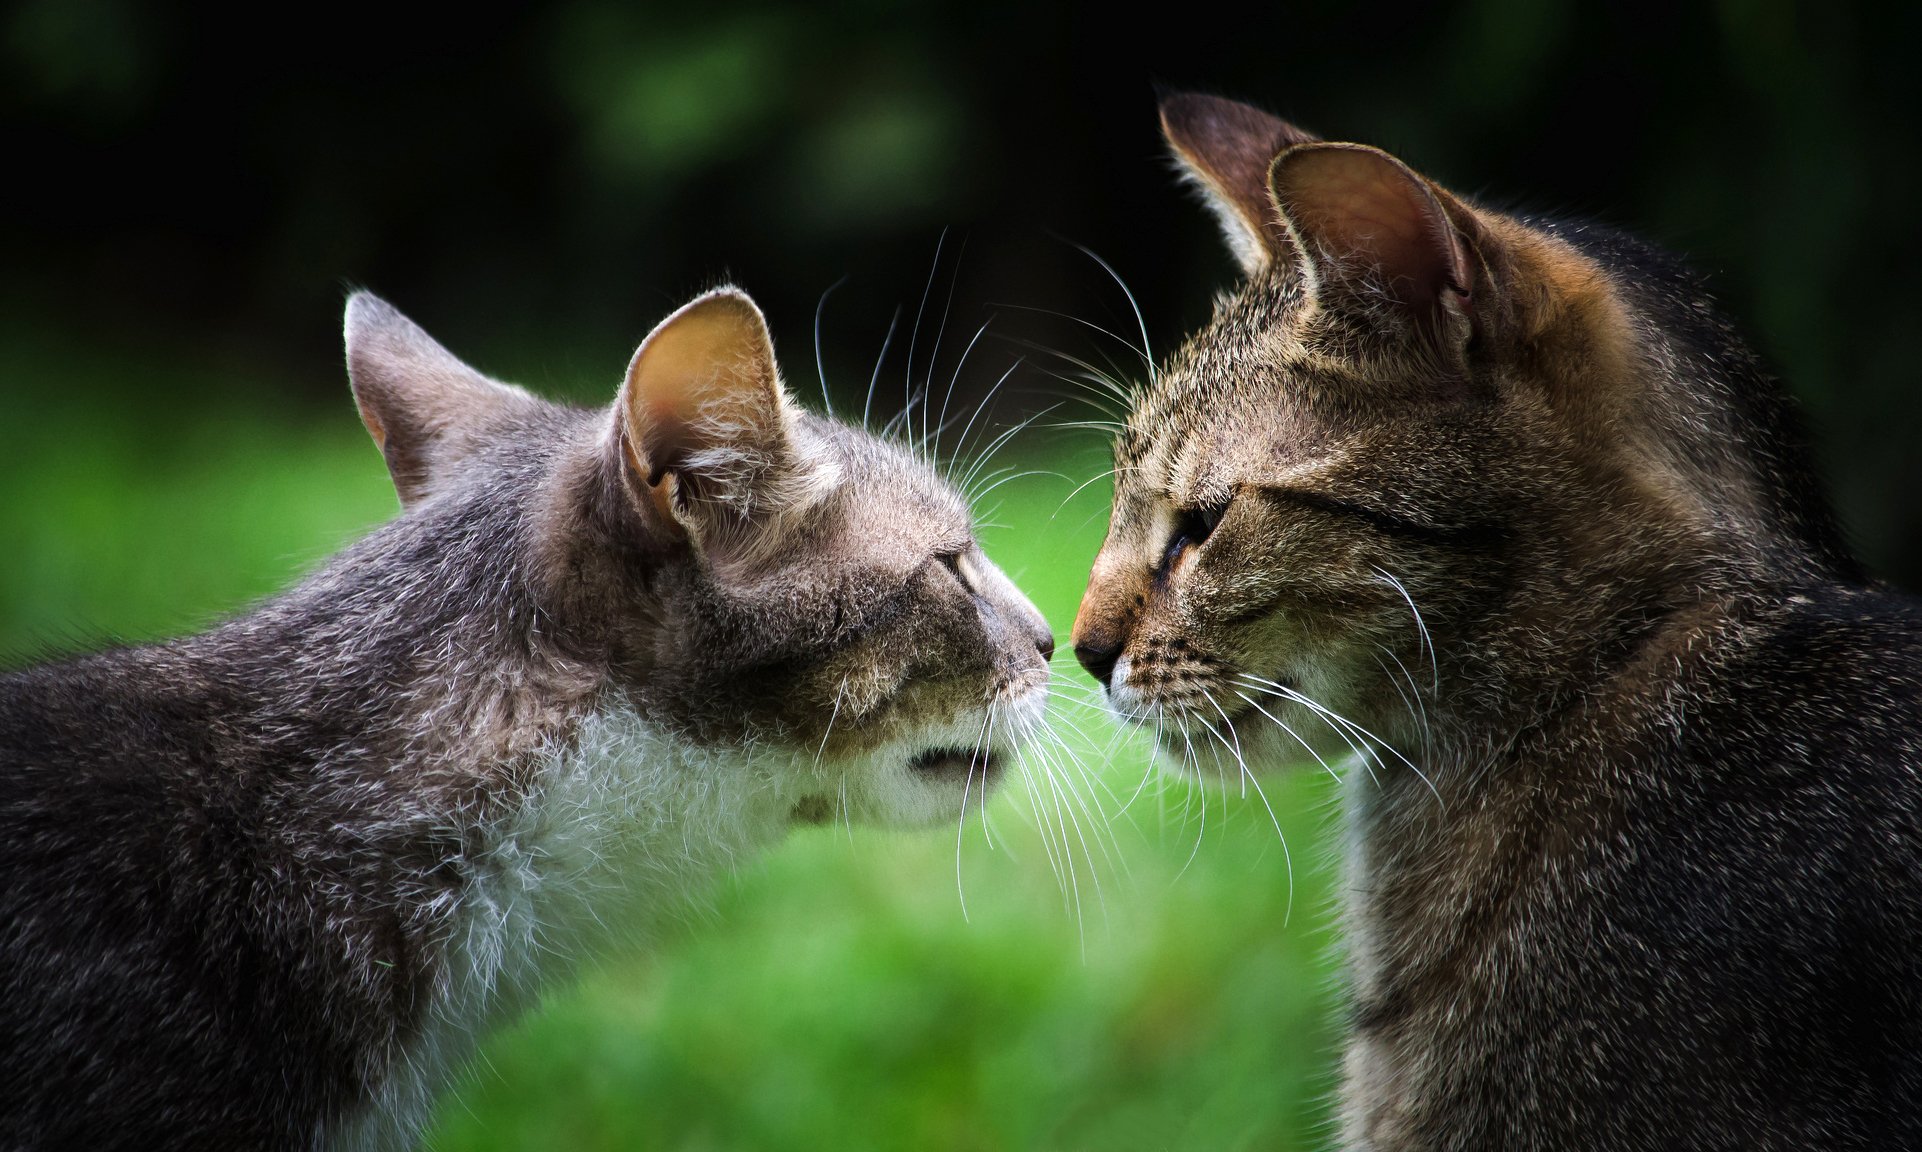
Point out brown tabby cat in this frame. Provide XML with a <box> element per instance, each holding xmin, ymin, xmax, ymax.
<box><xmin>1072</xmin><ymin>92</ymin><xmax>1922</xmax><ymax>1150</ymax></box>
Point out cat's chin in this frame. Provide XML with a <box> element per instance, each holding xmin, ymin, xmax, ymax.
<box><xmin>907</xmin><ymin>745</ymin><xmax>1005</xmax><ymax>783</ymax></box>
<box><xmin>803</xmin><ymin>685</ymin><xmax>1048</xmax><ymax>829</ymax></box>
<box><xmin>785</xmin><ymin>748</ymin><xmax>1004</xmax><ymax>829</ymax></box>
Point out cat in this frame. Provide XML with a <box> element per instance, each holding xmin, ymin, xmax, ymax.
<box><xmin>0</xmin><ymin>286</ymin><xmax>1053</xmax><ymax>1150</ymax></box>
<box><xmin>1071</xmin><ymin>91</ymin><xmax>1922</xmax><ymax>1150</ymax></box>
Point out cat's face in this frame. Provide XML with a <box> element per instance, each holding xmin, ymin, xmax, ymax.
<box><xmin>612</xmin><ymin>399</ymin><xmax>1057</xmax><ymax>829</ymax></box>
<box><xmin>1072</xmin><ymin>94</ymin><xmax>1773</xmax><ymax>776</ymax></box>
<box><xmin>346</xmin><ymin>288</ymin><xmax>1052</xmax><ymax>828</ymax></box>
<box><xmin>1074</xmin><ymin>273</ymin><xmax>1505</xmax><ymax>774</ymax></box>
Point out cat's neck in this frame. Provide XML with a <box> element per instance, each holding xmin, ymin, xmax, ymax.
<box><xmin>323</xmin><ymin>695</ymin><xmax>802</xmax><ymax>1150</ymax></box>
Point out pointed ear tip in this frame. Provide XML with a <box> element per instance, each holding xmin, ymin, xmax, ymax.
<box><xmin>343</xmin><ymin>291</ymin><xmax>410</xmax><ymax>353</ymax></box>
<box><xmin>659</xmin><ymin>286</ymin><xmax>771</xmax><ymax>342</ymax></box>
<box><xmin>1156</xmin><ymin>90</ymin><xmax>1212</xmax><ymax>132</ymax></box>
<box><xmin>344</xmin><ymin>290</ymin><xmax>392</xmax><ymax>325</ymax></box>
<box><xmin>687</xmin><ymin>285</ymin><xmax>764</xmax><ymax>318</ymax></box>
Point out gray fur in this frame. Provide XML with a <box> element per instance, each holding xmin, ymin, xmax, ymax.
<box><xmin>0</xmin><ymin>288</ymin><xmax>1051</xmax><ymax>1149</ymax></box>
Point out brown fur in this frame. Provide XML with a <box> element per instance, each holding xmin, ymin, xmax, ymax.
<box><xmin>1074</xmin><ymin>93</ymin><xmax>1918</xmax><ymax>1150</ymax></box>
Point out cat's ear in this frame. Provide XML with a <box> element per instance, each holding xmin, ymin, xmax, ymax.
<box><xmin>615</xmin><ymin>287</ymin><xmax>825</xmax><ymax>543</ymax></box>
<box><xmin>1267</xmin><ymin>143</ymin><xmax>1480</xmax><ymax>350</ymax></box>
<box><xmin>1159</xmin><ymin>91</ymin><xmax>1320</xmax><ymax>275</ymax></box>
<box><xmin>344</xmin><ymin>292</ymin><xmax>537</xmax><ymax>506</ymax></box>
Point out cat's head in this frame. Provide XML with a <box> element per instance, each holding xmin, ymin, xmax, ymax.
<box><xmin>1071</xmin><ymin>93</ymin><xmax>1848</xmax><ymax>775</ymax></box>
<box><xmin>345</xmin><ymin>287</ymin><xmax>1052</xmax><ymax>827</ymax></box>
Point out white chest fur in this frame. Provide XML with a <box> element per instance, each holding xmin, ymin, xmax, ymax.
<box><xmin>321</xmin><ymin>700</ymin><xmax>799</xmax><ymax>1152</ymax></box>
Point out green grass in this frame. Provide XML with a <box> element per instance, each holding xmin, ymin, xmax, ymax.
<box><xmin>0</xmin><ymin>345</ymin><xmax>1343</xmax><ymax>1151</ymax></box>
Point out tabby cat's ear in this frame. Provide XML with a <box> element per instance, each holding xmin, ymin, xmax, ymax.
<box><xmin>1159</xmin><ymin>91</ymin><xmax>1320</xmax><ymax>275</ymax></box>
<box><xmin>615</xmin><ymin>287</ymin><xmax>820</xmax><ymax>543</ymax></box>
<box><xmin>345</xmin><ymin>292</ymin><xmax>537</xmax><ymax>507</ymax></box>
<box><xmin>1267</xmin><ymin>143</ymin><xmax>1479</xmax><ymax>350</ymax></box>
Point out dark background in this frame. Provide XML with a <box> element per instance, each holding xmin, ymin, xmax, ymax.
<box><xmin>6</xmin><ymin>0</ymin><xmax>1920</xmax><ymax>579</ymax></box>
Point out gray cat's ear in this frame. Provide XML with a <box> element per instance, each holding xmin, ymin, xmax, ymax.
<box><xmin>1159</xmin><ymin>92</ymin><xmax>1320</xmax><ymax>275</ymax></box>
<box><xmin>616</xmin><ymin>287</ymin><xmax>824</xmax><ymax>542</ymax></box>
<box><xmin>1267</xmin><ymin>143</ymin><xmax>1478</xmax><ymax>349</ymax></box>
<box><xmin>344</xmin><ymin>293</ymin><xmax>535</xmax><ymax>506</ymax></box>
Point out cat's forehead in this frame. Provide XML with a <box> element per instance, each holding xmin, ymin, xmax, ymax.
<box><xmin>1115</xmin><ymin>277</ymin><xmax>1337</xmax><ymax>495</ymax></box>
<box><xmin>810</xmin><ymin>416</ymin><xmax>972</xmax><ymax>544</ymax></box>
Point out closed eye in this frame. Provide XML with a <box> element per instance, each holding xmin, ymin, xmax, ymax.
<box><xmin>1159</xmin><ymin>497</ymin><xmax>1231</xmax><ymax>577</ymax></box>
<box><xmin>934</xmin><ymin>549</ymin><xmax>974</xmax><ymax>593</ymax></box>
<box><xmin>1270</xmin><ymin>488</ymin><xmax>1502</xmax><ymax>549</ymax></box>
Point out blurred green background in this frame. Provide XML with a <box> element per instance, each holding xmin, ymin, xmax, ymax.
<box><xmin>3</xmin><ymin>0</ymin><xmax>1919</xmax><ymax>1148</ymax></box>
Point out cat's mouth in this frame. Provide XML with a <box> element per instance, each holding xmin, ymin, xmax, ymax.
<box><xmin>908</xmin><ymin>745</ymin><xmax>1001</xmax><ymax>782</ymax></box>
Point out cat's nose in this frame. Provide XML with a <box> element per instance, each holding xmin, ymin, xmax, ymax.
<box><xmin>1036</xmin><ymin>632</ymin><xmax>1056</xmax><ymax>662</ymax></box>
<box><xmin>1073</xmin><ymin>638</ymin><xmax>1122</xmax><ymax>688</ymax></box>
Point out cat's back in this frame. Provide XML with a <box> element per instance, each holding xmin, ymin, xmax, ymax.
<box><xmin>0</xmin><ymin>621</ymin><xmax>446</xmax><ymax>1147</ymax></box>
<box><xmin>1</xmin><ymin>647</ymin><xmax>320</xmax><ymax>1148</ymax></box>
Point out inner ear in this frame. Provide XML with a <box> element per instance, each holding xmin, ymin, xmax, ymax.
<box><xmin>1268</xmin><ymin>143</ymin><xmax>1474</xmax><ymax>335</ymax></box>
<box><xmin>1159</xmin><ymin>91</ymin><xmax>1321</xmax><ymax>274</ymax></box>
<box><xmin>616</xmin><ymin>287</ymin><xmax>799</xmax><ymax>525</ymax></box>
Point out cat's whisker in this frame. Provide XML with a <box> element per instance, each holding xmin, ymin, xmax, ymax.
<box><xmin>1027</xmin><ymin>732</ymin><xmax>1096</xmax><ymax>940</ymax></box>
<box><xmin>968</xmin><ymin>469</ymin><xmax>1058</xmax><ymax>507</ymax></box>
<box><xmin>812</xmin><ymin>275</ymin><xmax>846</xmax><ymax>419</ymax></box>
<box><xmin>1375</xmin><ymin>646</ymin><xmax>1436</xmax><ymax>761</ymax></box>
<box><xmin>956</xmin><ymin>408</ymin><xmax>1058</xmax><ymax>504</ymax></box>
<box><xmin>1115</xmin><ymin>716</ymin><xmax>1165</xmax><ymax>820</ymax></box>
<box><xmin>976</xmin><ymin>701</ymin><xmax>999</xmax><ymax>850</ymax></box>
<box><xmin>942</xmin><ymin>357</ymin><xmax>1026</xmax><ymax>486</ymax></box>
<box><xmin>814</xmin><ymin>679</ymin><xmax>849</xmax><ymax>771</ymax></box>
<box><xmin>919</xmin><ymin>234</ymin><xmax>968</xmax><ymax>458</ymax></box>
<box><xmin>1031</xmin><ymin>724</ymin><xmax>1124</xmax><ymax>878</ymax></box>
<box><xmin>903</xmin><ymin>228</ymin><xmax>949</xmax><ymax>428</ymax></box>
<box><xmin>953</xmin><ymin>702</ymin><xmax>998</xmax><ymax>922</ymax></box>
<box><xmin>1038</xmin><ymin>707</ymin><xmax>1130</xmax><ymax>809</ymax></box>
<box><xmin>918</xmin><ymin>243</ymin><xmax>968</xmax><ymax>459</ymax></box>
<box><xmin>1002</xmin><ymin>338</ymin><xmax>1136</xmax><ymax>406</ymax></box>
<box><xmin>1026</xmin><ymin>375</ymin><xmax>1130</xmax><ymax>426</ymax></box>
<box><xmin>1200</xmin><ymin>691</ymin><xmax>1294</xmax><ymax>927</ymax></box>
<box><xmin>928</xmin><ymin>317</ymin><xmax>997</xmax><ymax>464</ymax></box>
<box><xmin>1009</xmin><ymin>734</ymin><xmax>1071</xmax><ymax>907</ymax></box>
<box><xmin>1232</xmin><ymin>675</ymin><xmax>1380</xmax><ymax>791</ymax></box>
<box><xmin>1060</xmin><ymin>234</ymin><xmax>1156</xmax><ymax>382</ymax></box>
<box><xmin>861</xmin><ymin>304</ymin><xmax>902</xmax><ymax>432</ymax></box>
<box><xmin>1174</xmin><ymin>727</ymin><xmax>1211</xmax><ymax>881</ymax></box>
<box><xmin>1052</xmin><ymin>466</ymin><xmax>1124</xmax><ymax>520</ymax></box>
<box><xmin>1236</xmin><ymin>673</ymin><xmax>1441</xmax><ymax>808</ymax></box>
<box><xmin>1040</xmin><ymin>416</ymin><xmax>1127</xmax><ymax>435</ymax></box>
<box><xmin>881</xmin><ymin>394</ymin><xmax>922</xmax><ymax>442</ymax></box>
<box><xmin>1373</xmin><ymin>566</ymin><xmax>1439</xmax><ymax>693</ymax></box>
<box><xmin>1232</xmin><ymin>690</ymin><xmax>1345</xmax><ymax>787</ymax></box>
<box><xmin>983</xmin><ymin>300</ymin><xmax>1151</xmax><ymax>374</ymax></box>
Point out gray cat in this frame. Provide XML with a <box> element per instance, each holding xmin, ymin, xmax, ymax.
<box><xmin>1073</xmin><ymin>92</ymin><xmax>1922</xmax><ymax>1149</ymax></box>
<box><xmin>0</xmin><ymin>287</ymin><xmax>1052</xmax><ymax>1149</ymax></box>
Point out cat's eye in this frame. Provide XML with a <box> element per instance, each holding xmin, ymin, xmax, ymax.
<box><xmin>934</xmin><ymin>550</ymin><xmax>970</xmax><ymax>590</ymax></box>
<box><xmin>1160</xmin><ymin>498</ymin><xmax>1230</xmax><ymax>574</ymax></box>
